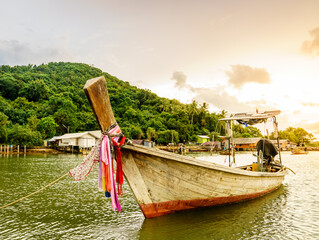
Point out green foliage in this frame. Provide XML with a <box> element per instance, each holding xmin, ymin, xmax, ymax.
<box><xmin>0</xmin><ymin>73</ymin><xmax>22</xmax><ymax>100</ymax></box>
<box><xmin>7</xmin><ymin>125</ymin><xmax>43</xmax><ymax>147</ymax></box>
<box><xmin>37</xmin><ymin>116</ymin><xmax>58</xmax><ymax>139</ymax></box>
<box><xmin>0</xmin><ymin>62</ymin><xmax>275</xmax><ymax>146</ymax></box>
<box><xmin>157</xmin><ymin>130</ymin><xmax>179</xmax><ymax>145</ymax></box>
<box><xmin>19</xmin><ymin>79</ymin><xmax>50</xmax><ymax>101</ymax></box>
<box><xmin>271</xmin><ymin>127</ymin><xmax>314</xmax><ymax>145</ymax></box>
<box><xmin>0</xmin><ymin>112</ymin><xmax>9</xmax><ymax>143</ymax></box>
<box><xmin>146</xmin><ymin>127</ymin><xmax>157</xmax><ymax>141</ymax></box>
<box><xmin>232</xmin><ymin>123</ymin><xmax>262</xmax><ymax>138</ymax></box>
<box><xmin>27</xmin><ymin>115</ymin><xmax>40</xmax><ymax>131</ymax></box>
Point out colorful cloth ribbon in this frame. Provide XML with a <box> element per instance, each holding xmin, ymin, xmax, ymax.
<box><xmin>69</xmin><ymin>139</ymin><xmax>101</xmax><ymax>180</ymax></box>
<box><xmin>69</xmin><ymin>124</ymin><xmax>125</xmax><ymax>213</ymax></box>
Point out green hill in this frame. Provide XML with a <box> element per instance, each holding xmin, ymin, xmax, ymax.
<box><xmin>0</xmin><ymin>62</ymin><xmax>262</xmax><ymax>146</ymax></box>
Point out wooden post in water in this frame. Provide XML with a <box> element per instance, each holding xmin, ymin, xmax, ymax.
<box><xmin>0</xmin><ymin>145</ymin><xmax>2</xmax><ymax>153</ymax></box>
<box><xmin>24</xmin><ymin>145</ymin><xmax>26</xmax><ymax>154</ymax></box>
<box><xmin>7</xmin><ymin>145</ymin><xmax>9</xmax><ymax>154</ymax></box>
<box><xmin>17</xmin><ymin>145</ymin><xmax>20</xmax><ymax>156</ymax></box>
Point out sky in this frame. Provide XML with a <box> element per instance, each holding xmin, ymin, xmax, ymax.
<box><xmin>1</xmin><ymin>0</ymin><xmax>319</xmax><ymax>137</ymax></box>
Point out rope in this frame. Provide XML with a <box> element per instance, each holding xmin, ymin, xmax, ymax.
<box><xmin>0</xmin><ymin>172</ymin><xmax>69</xmax><ymax>210</ymax></box>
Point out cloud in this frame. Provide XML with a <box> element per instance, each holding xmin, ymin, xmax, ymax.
<box><xmin>226</xmin><ymin>64</ymin><xmax>271</xmax><ymax>89</ymax></box>
<box><xmin>301</xmin><ymin>27</ymin><xmax>319</xmax><ymax>56</ymax></box>
<box><xmin>0</xmin><ymin>39</ymin><xmax>73</xmax><ymax>65</ymax></box>
<box><xmin>170</xmin><ymin>70</ymin><xmax>275</xmax><ymax>113</ymax></box>
<box><xmin>296</xmin><ymin>121</ymin><xmax>319</xmax><ymax>135</ymax></box>
<box><xmin>302</xmin><ymin>102</ymin><xmax>319</xmax><ymax>107</ymax></box>
<box><xmin>193</xmin><ymin>87</ymin><xmax>274</xmax><ymax>113</ymax></box>
<box><xmin>171</xmin><ymin>71</ymin><xmax>188</xmax><ymax>89</ymax></box>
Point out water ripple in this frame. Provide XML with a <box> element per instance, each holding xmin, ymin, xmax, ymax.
<box><xmin>1</xmin><ymin>152</ymin><xmax>319</xmax><ymax>239</ymax></box>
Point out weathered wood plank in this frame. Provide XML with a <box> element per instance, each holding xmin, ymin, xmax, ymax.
<box><xmin>121</xmin><ymin>151</ymin><xmax>153</xmax><ymax>205</ymax></box>
<box><xmin>83</xmin><ymin>76</ymin><xmax>116</xmax><ymax>132</ymax></box>
<box><xmin>129</xmin><ymin>149</ymin><xmax>284</xmax><ymax>202</ymax></box>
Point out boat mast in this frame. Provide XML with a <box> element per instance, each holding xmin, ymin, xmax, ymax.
<box><xmin>273</xmin><ymin>116</ymin><xmax>282</xmax><ymax>166</ymax></box>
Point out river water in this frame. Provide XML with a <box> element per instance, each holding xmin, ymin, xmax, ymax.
<box><xmin>0</xmin><ymin>151</ymin><xmax>318</xmax><ymax>239</ymax></box>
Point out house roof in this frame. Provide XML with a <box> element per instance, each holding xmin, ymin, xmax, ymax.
<box><xmin>233</xmin><ymin>137</ymin><xmax>261</xmax><ymax>144</ymax></box>
<box><xmin>132</xmin><ymin>139</ymin><xmax>144</xmax><ymax>145</ymax></box>
<box><xmin>55</xmin><ymin>132</ymin><xmax>98</xmax><ymax>140</ymax></box>
<box><xmin>48</xmin><ymin>136</ymin><xmax>60</xmax><ymax>142</ymax></box>
<box><xmin>201</xmin><ymin>141</ymin><xmax>220</xmax><ymax>146</ymax></box>
<box><xmin>197</xmin><ymin>135</ymin><xmax>210</xmax><ymax>139</ymax></box>
<box><xmin>87</xmin><ymin>130</ymin><xmax>102</xmax><ymax>139</ymax></box>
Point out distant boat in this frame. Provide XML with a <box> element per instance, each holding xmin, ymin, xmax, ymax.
<box><xmin>291</xmin><ymin>147</ymin><xmax>308</xmax><ymax>155</ymax></box>
<box><xmin>219</xmin><ymin>149</ymin><xmax>231</xmax><ymax>155</ymax></box>
<box><xmin>84</xmin><ymin>76</ymin><xmax>289</xmax><ymax>218</ymax></box>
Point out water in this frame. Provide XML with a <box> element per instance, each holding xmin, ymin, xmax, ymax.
<box><xmin>0</xmin><ymin>152</ymin><xmax>318</xmax><ymax>239</ymax></box>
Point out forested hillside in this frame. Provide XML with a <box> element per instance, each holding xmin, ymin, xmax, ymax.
<box><xmin>0</xmin><ymin>62</ymin><xmax>263</xmax><ymax>146</ymax></box>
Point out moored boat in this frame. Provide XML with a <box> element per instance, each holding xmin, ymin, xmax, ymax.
<box><xmin>84</xmin><ymin>76</ymin><xmax>288</xmax><ymax>218</ymax></box>
<box><xmin>291</xmin><ymin>147</ymin><xmax>308</xmax><ymax>155</ymax></box>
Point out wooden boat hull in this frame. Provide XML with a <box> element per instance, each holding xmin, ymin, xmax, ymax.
<box><xmin>121</xmin><ymin>144</ymin><xmax>287</xmax><ymax>218</ymax></box>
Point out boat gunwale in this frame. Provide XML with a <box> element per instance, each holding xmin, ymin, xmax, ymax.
<box><xmin>122</xmin><ymin>144</ymin><xmax>288</xmax><ymax>177</ymax></box>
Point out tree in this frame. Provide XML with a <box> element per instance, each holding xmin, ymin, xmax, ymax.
<box><xmin>27</xmin><ymin>115</ymin><xmax>40</xmax><ymax>131</ymax></box>
<box><xmin>146</xmin><ymin>127</ymin><xmax>157</xmax><ymax>141</ymax></box>
<box><xmin>271</xmin><ymin>127</ymin><xmax>314</xmax><ymax>145</ymax></box>
<box><xmin>0</xmin><ymin>112</ymin><xmax>9</xmax><ymax>143</ymax></box>
<box><xmin>19</xmin><ymin>79</ymin><xmax>50</xmax><ymax>102</ymax></box>
<box><xmin>7</xmin><ymin>125</ymin><xmax>43</xmax><ymax>147</ymax></box>
<box><xmin>187</xmin><ymin>100</ymin><xmax>199</xmax><ymax>126</ymax></box>
<box><xmin>157</xmin><ymin>130</ymin><xmax>179</xmax><ymax>145</ymax></box>
<box><xmin>0</xmin><ymin>73</ymin><xmax>22</xmax><ymax>100</ymax></box>
<box><xmin>130</xmin><ymin>125</ymin><xmax>144</xmax><ymax>139</ymax></box>
<box><xmin>37</xmin><ymin>116</ymin><xmax>58</xmax><ymax>139</ymax></box>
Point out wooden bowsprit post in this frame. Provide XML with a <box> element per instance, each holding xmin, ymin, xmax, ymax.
<box><xmin>83</xmin><ymin>76</ymin><xmax>116</xmax><ymax>132</ymax></box>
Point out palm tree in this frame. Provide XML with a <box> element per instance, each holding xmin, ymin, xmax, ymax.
<box><xmin>187</xmin><ymin>100</ymin><xmax>199</xmax><ymax>126</ymax></box>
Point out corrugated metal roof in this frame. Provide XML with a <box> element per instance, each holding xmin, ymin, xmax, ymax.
<box><xmin>233</xmin><ymin>137</ymin><xmax>261</xmax><ymax>144</ymax></box>
<box><xmin>197</xmin><ymin>135</ymin><xmax>210</xmax><ymax>139</ymax></box>
<box><xmin>88</xmin><ymin>130</ymin><xmax>102</xmax><ymax>139</ymax></box>
<box><xmin>55</xmin><ymin>132</ymin><xmax>98</xmax><ymax>140</ymax></box>
<box><xmin>48</xmin><ymin>136</ymin><xmax>60</xmax><ymax>142</ymax></box>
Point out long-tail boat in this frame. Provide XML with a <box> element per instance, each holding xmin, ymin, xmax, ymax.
<box><xmin>84</xmin><ymin>76</ymin><xmax>288</xmax><ymax>218</ymax></box>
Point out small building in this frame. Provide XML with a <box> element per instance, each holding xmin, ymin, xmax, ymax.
<box><xmin>270</xmin><ymin>139</ymin><xmax>295</xmax><ymax>150</ymax></box>
<box><xmin>132</xmin><ymin>139</ymin><xmax>144</xmax><ymax>145</ymax></box>
<box><xmin>233</xmin><ymin>137</ymin><xmax>261</xmax><ymax>151</ymax></box>
<box><xmin>143</xmin><ymin>140</ymin><xmax>155</xmax><ymax>148</ymax></box>
<box><xmin>131</xmin><ymin>139</ymin><xmax>155</xmax><ymax>148</ymax></box>
<box><xmin>87</xmin><ymin>130</ymin><xmax>102</xmax><ymax>139</ymax></box>
<box><xmin>55</xmin><ymin>132</ymin><xmax>99</xmax><ymax>148</ymax></box>
<box><xmin>197</xmin><ymin>135</ymin><xmax>210</xmax><ymax>144</ymax></box>
<box><xmin>47</xmin><ymin>136</ymin><xmax>60</xmax><ymax>147</ymax></box>
<box><xmin>201</xmin><ymin>141</ymin><xmax>221</xmax><ymax>150</ymax></box>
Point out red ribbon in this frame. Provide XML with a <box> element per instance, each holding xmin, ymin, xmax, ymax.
<box><xmin>112</xmin><ymin>136</ymin><xmax>126</xmax><ymax>196</ymax></box>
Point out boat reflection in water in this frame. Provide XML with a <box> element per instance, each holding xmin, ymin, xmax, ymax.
<box><xmin>138</xmin><ymin>185</ymin><xmax>288</xmax><ymax>239</ymax></box>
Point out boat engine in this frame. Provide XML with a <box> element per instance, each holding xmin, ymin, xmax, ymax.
<box><xmin>256</xmin><ymin>138</ymin><xmax>278</xmax><ymax>165</ymax></box>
